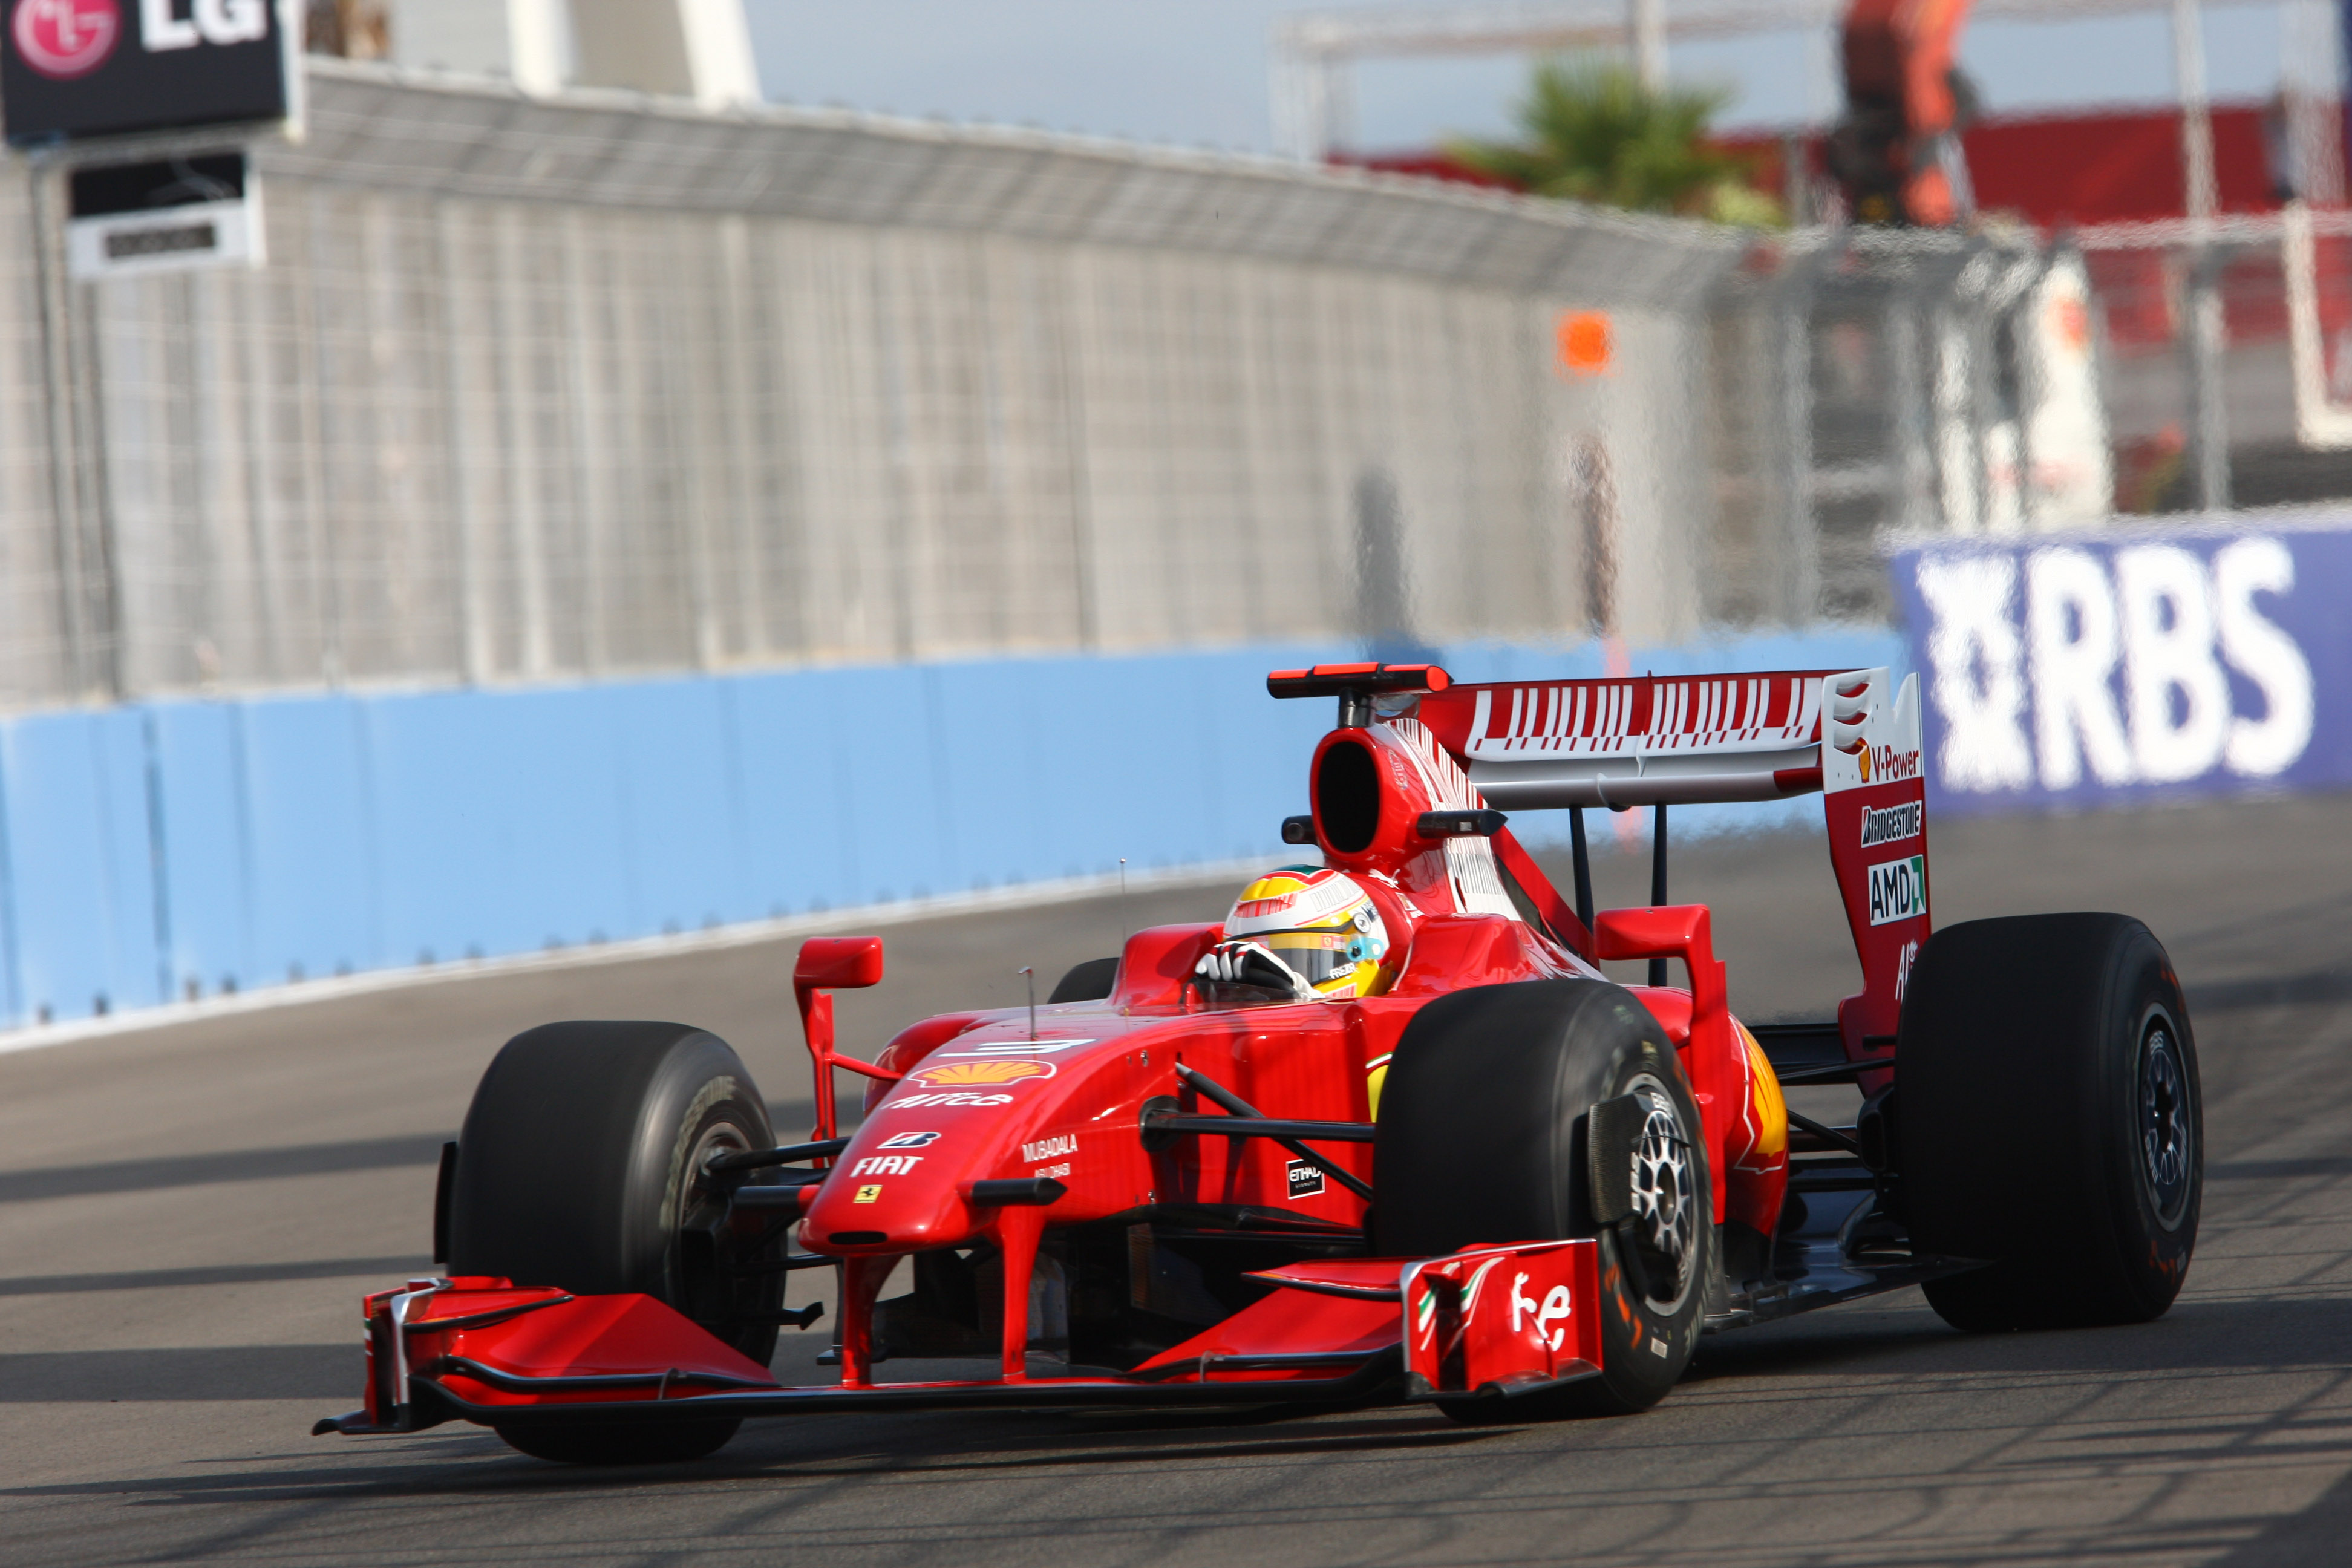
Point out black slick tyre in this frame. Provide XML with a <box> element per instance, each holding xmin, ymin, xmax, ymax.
<box><xmin>448</xmin><ymin>1021</ymin><xmax>782</xmax><ymax>1464</ymax></box>
<box><xmin>1375</xmin><ymin>978</ymin><xmax>1716</xmax><ymax>1421</ymax></box>
<box><xmin>1899</xmin><ymin>914</ymin><xmax>2201</xmax><ymax>1331</ymax></box>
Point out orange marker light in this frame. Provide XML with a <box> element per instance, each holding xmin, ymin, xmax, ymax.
<box><xmin>1557</xmin><ymin>310</ymin><xmax>1612</xmax><ymax>377</ymax></box>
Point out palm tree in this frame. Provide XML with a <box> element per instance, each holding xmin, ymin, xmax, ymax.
<box><xmin>1449</xmin><ymin>57</ymin><xmax>1782</xmax><ymax>227</ymax></box>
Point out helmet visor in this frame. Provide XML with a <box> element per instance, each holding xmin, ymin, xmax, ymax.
<box><xmin>1263</xmin><ymin>930</ymin><xmax>1370</xmax><ymax>990</ymax></box>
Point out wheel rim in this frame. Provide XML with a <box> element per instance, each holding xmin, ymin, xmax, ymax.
<box><xmin>684</xmin><ymin>1118</ymin><xmax>754</xmax><ymax>1219</ymax></box>
<box><xmin>675</xmin><ymin>1116</ymin><xmax>771</xmax><ymax>1348</ymax></box>
<box><xmin>2137</xmin><ymin>1014</ymin><xmax>2195</xmax><ymax>1229</ymax></box>
<box><xmin>1622</xmin><ymin>1074</ymin><xmax>1697</xmax><ymax>1312</ymax></box>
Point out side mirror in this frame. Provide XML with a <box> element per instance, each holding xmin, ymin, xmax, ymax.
<box><xmin>795</xmin><ymin>935</ymin><xmax>884</xmax><ymax>991</ymax></box>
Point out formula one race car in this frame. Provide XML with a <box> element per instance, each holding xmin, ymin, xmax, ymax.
<box><xmin>318</xmin><ymin>661</ymin><xmax>2203</xmax><ymax>1464</ymax></box>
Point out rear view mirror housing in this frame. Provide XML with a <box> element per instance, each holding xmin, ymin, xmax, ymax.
<box><xmin>794</xmin><ymin>936</ymin><xmax>884</xmax><ymax>991</ymax></box>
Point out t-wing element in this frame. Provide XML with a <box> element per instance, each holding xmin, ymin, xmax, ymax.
<box><xmin>1268</xmin><ymin>661</ymin><xmax>1451</xmax><ymax>728</ymax></box>
<box><xmin>1416</xmin><ymin>808</ymin><xmax>1505</xmax><ymax>838</ymax></box>
<box><xmin>1817</xmin><ymin>668</ymin><xmax>1930</xmax><ymax>1065</ymax></box>
<box><xmin>794</xmin><ymin>936</ymin><xmax>897</xmax><ymax>1142</ymax></box>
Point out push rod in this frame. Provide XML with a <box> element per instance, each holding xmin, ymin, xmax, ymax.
<box><xmin>1784</xmin><ymin>1109</ymin><xmax>1864</xmax><ymax>1156</ymax></box>
<box><xmin>1172</xmin><ymin>1064</ymin><xmax>1375</xmax><ymax>1201</ymax></box>
<box><xmin>1772</xmin><ymin>1060</ymin><xmax>1895</xmax><ymax>1086</ymax></box>
<box><xmin>1569</xmin><ymin>805</ymin><xmax>1595</xmax><ymax>935</ymax></box>
<box><xmin>1142</xmin><ymin>1113</ymin><xmax>1378</xmax><ymax>1143</ymax></box>
<box><xmin>1648</xmin><ymin>802</ymin><xmax>1670</xmax><ymax>987</ymax></box>
<box><xmin>706</xmin><ymin>1137</ymin><xmax>852</xmax><ymax>1175</ymax></box>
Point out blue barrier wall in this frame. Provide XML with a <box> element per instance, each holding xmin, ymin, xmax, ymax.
<box><xmin>0</xmin><ymin>629</ymin><xmax>1903</xmax><ymax>1028</ymax></box>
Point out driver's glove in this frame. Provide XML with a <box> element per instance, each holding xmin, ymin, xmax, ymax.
<box><xmin>1193</xmin><ymin>939</ymin><xmax>1315</xmax><ymax>1001</ymax></box>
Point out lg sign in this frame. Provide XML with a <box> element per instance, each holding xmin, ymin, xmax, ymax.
<box><xmin>13</xmin><ymin>0</ymin><xmax>119</xmax><ymax>79</ymax></box>
<box><xmin>12</xmin><ymin>0</ymin><xmax>264</xmax><ymax>79</ymax></box>
<box><xmin>136</xmin><ymin>0</ymin><xmax>268</xmax><ymax>51</ymax></box>
<box><xmin>1894</xmin><ymin>531</ymin><xmax>2334</xmax><ymax>811</ymax></box>
<box><xmin>1</xmin><ymin>0</ymin><xmax>288</xmax><ymax>144</ymax></box>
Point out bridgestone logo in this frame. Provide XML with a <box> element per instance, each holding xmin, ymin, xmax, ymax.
<box><xmin>106</xmin><ymin>224</ymin><xmax>217</xmax><ymax>260</ymax></box>
<box><xmin>1860</xmin><ymin>801</ymin><xmax>1923</xmax><ymax>848</ymax></box>
<box><xmin>1867</xmin><ymin>855</ymin><xmax>1927</xmax><ymax>926</ymax></box>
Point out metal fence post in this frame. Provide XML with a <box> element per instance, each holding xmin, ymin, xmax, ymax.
<box><xmin>28</xmin><ymin>154</ymin><xmax>91</xmax><ymax>696</ymax></box>
<box><xmin>2187</xmin><ymin>247</ymin><xmax>2232</xmax><ymax>512</ymax></box>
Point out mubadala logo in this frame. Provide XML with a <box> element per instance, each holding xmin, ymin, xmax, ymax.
<box><xmin>1859</xmin><ymin>800</ymin><xmax>1924</xmax><ymax>848</ymax></box>
<box><xmin>1867</xmin><ymin>855</ymin><xmax>1927</xmax><ymax>926</ymax></box>
<box><xmin>1020</xmin><ymin>1134</ymin><xmax>1076</xmax><ymax>1163</ymax></box>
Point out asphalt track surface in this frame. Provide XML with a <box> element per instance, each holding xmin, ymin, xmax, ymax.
<box><xmin>4</xmin><ymin>795</ymin><xmax>2351</xmax><ymax>1566</ymax></box>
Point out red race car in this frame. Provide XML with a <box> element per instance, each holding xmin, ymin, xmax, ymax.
<box><xmin>317</xmin><ymin>661</ymin><xmax>2202</xmax><ymax>1464</ymax></box>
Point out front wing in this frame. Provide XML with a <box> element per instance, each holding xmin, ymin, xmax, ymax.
<box><xmin>315</xmin><ymin>1240</ymin><xmax>1601</xmax><ymax>1436</ymax></box>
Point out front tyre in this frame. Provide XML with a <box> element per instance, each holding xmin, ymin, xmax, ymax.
<box><xmin>448</xmin><ymin>1021</ymin><xmax>783</xmax><ymax>1463</ymax></box>
<box><xmin>1900</xmin><ymin>914</ymin><xmax>2202</xmax><ymax>1331</ymax></box>
<box><xmin>1375</xmin><ymin>979</ymin><xmax>1716</xmax><ymax>1420</ymax></box>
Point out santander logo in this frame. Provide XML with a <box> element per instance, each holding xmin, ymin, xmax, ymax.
<box><xmin>11</xmin><ymin>0</ymin><xmax>120</xmax><ymax>80</ymax></box>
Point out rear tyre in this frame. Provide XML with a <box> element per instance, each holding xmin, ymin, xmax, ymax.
<box><xmin>1375</xmin><ymin>979</ymin><xmax>1716</xmax><ymax>1421</ymax></box>
<box><xmin>448</xmin><ymin>1020</ymin><xmax>782</xmax><ymax>1464</ymax></box>
<box><xmin>1900</xmin><ymin>914</ymin><xmax>2201</xmax><ymax>1332</ymax></box>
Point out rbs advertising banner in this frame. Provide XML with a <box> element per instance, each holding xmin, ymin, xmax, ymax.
<box><xmin>1887</xmin><ymin>521</ymin><xmax>2347</xmax><ymax>814</ymax></box>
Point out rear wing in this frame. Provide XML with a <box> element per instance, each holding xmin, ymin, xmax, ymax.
<box><xmin>1416</xmin><ymin>671</ymin><xmax>1835</xmax><ymax>809</ymax></box>
<box><xmin>1271</xmin><ymin>662</ymin><xmax>1929</xmax><ymax>1057</ymax></box>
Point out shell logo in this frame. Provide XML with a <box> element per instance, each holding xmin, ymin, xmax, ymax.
<box><xmin>909</xmin><ymin>1059</ymin><xmax>1055</xmax><ymax>1088</ymax></box>
<box><xmin>1857</xmin><ymin>745</ymin><xmax>1873</xmax><ymax>783</ymax></box>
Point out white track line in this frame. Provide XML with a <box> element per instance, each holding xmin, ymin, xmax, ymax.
<box><xmin>0</xmin><ymin>858</ymin><xmax>1263</xmax><ymax>1058</ymax></box>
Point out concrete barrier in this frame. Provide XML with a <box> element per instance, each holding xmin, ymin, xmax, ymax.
<box><xmin>0</xmin><ymin>629</ymin><xmax>1902</xmax><ymax>1028</ymax></box>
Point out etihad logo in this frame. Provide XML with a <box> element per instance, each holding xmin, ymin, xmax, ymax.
<box><xmin>908</xmin><ymin>1059</ymin><xmax>1056</xmax><ymax>1088</ymax></box>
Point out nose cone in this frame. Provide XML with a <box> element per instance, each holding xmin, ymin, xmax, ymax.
<box><xmin>800</xmin><ymin>1054</ymin><xmax>1073</xmax><ymax>1253</ymax></box>
<box><xmin>802</xmin><ymin>1142</ymin><xmax>980</xmax><ymax>1251</ymax></box>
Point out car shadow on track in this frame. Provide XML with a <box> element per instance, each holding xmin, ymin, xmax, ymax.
<box><xmin>0</xmin><ymin>1408</ymin><xmax>1506</xmax><ymax>1508</ymax></box>
<box><xmin>0</xmin><ymin>1136</ymin><xmax>449</xmax><ymax>1202</ymax></box>
<box><xmin>1683</xmin><ymin>1293</ymin><xmax>2352</xmax><ymax>1384</ymax></box>
<box><xmin>0</xmin><ymin>1345</ymin><xmax>362</xmax><ymax>1402</ymax></box>
<box><xmin>0</xmin><ymin>1256</ymin><xmax>433</xmax><ymax>1298</ymax></box>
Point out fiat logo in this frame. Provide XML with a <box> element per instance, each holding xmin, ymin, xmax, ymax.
<box><xmin>11</xmin><ymin>0</ymin><xmax>120</xmax><ymax>80</ymax></box>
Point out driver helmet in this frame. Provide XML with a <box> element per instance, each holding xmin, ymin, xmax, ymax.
<box><xmin>1223</xmin><ymin>866</ymin><xmax>1394</xmax><ymax>999</ymax></box>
